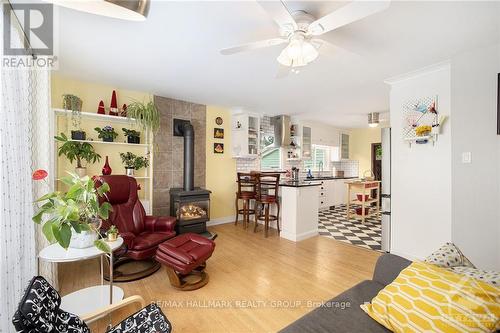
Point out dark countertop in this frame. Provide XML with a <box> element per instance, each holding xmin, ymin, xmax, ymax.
<box><xmin>304</xmin><ymin>176</ymin><xmax>358</xmax><ymax>180</ymax></box>
<box><xmin>279</xmin><ymin>180</ymin><xmax>322</xmax><ymax>188</ymax></box>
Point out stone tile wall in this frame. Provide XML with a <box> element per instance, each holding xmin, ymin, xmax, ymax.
<box><xmin>152</xmin><ymin>96</ymin><xmax>206</xmax><ymax>216</ymax></box>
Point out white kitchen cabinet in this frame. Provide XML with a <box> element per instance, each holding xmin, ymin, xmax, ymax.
<box><xmin>332</xmin><ymin>179</ymin><xmax>347</xmax><ymax>206</ymax></box>
<box><xmin>318</xmin><ymin>179</ymin><xmax>336</xmax><ymax>210</ymax></box>
<box><xmin>231</xmin><ymin>111</ymin><xmax>260</xmax><ymax>158</ymax></box>
<box><xmin>301</xmin><ymin>126</ymin><xmax>312</xmax><ymax>160</ymax></box>
<box><xmin>340</xmin><ymin>133</ymin><xmax>350</xmax><ymax>160</ymax></box>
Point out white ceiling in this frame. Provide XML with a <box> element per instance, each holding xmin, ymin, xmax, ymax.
<box><xmin>54</xmin><ymin>1</ymin><xmax>500</xmax><ymax>127</ymax></box>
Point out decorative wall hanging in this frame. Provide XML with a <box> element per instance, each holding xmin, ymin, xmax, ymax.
<box><xmin>214</xmin><ymin>128</ymin><xmax>224</xmax><ymax>139</ymax></box>
<box><xmin>402</xmin><ymin>95</ymin><xmax>446</xmax><ymax>147</ymax></box>
<box><xmin>214</xmin><ymin>143</ymin><xmax>224</xmax><ymax>154</ymax></box>
<box><xmin>215</xmin><ymin>117</ymin><xmax>223</xmax><ymax>125</ymax></box>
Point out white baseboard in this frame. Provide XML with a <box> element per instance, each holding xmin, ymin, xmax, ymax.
<box><xmin>207</xmin><ymin>216</ymin><xmax>234</xmax><ymax>227</ymax></box>
<box><xmin>389</xmin><ymin>250</ymin><xmax>421</xmax><ymax>262</ymax></box>
<box><xmin>281</xmin><ymin>229</ymin><xmax>318</xmax><ymax>242</ymax></box>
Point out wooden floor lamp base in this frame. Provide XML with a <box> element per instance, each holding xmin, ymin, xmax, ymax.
<box><xmin>165</xmin><ymin>264</ymin><xmax>210</xmax><ymax>291</ymax></box>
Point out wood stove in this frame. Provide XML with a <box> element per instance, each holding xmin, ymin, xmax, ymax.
<box><xmin>170</xmin><ymin>188</ymin><xmax>211</xmax><ymax>234</ymax></box>
<box><xmin>169</xmin><ymin>119</ymin><xmax>214</xmax><ymax>238</ymax></box>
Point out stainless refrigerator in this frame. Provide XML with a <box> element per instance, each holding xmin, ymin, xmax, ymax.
<box><xmin>381</xmin><ymin>127</ymin><xmax>391</xmax><ymax>252</ymax></box>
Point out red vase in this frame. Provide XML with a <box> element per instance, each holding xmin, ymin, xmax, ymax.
<box><xmin>102</xmin><ymin>156</ymin><xmax>112</xmax><ymax>175</ymax></box>
<box><xmin>97</xmin><ymin>100</ymin><xmax>105</xmax><ymax>114</ymax></box>
<box><xmin>109</xmin><ymin>90</ymin><xmax>118</xmax><ymax>116</ymax></box>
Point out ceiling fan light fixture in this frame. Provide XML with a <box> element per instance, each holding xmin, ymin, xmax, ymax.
<box><xmin>46</xmin><ymin>0</ymin><xmax>150</xmax><ymax>21</ymax></box>
<box><xmin>368</xmin><ymin>112</ymin><xmax>380</xmax><ymax>128</ymax></box>
<box><xmin>276</xmin><ymin>38</ymin><xmax>319</xmax><ymax>68</ymax></box>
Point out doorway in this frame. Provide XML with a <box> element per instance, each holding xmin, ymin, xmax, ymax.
<box><xmin>371</xmin><ymin>143</ymin><xmax>382</xmax><ymax>202</ymax></box>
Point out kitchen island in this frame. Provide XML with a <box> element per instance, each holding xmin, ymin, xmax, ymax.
<box><xmin>279</xmin><ymin>180</ymin><xmax>321</xmax><ymax>242</ymax></box>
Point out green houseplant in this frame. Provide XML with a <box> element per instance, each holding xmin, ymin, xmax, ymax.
<box><xmin>32</xmin><ymin>171</ymin><xmax>113</xmax><ymax>252</ymax></box>
<box><xmin>122</xmin><ymin>128</ymin><xmax>141</xmax><ymax>144</ymax></box>
<box><xmin>94</xmin><ymin>125</ymin><xmax>118</xmax><ymax>142</ymax></box>
<box><xmin>107</xmin><ymin>225</ymin><xmax>119</xmax><ymax>242</ymax></box>
<box><xmin>125</xmin><ymin>100</ymin><xmax>160</xmax><ymax>134</ymax></box>
<box><xmin>119</xmin><ymin>152</ymin><xmax>149</xmax><ymax>176</ymax></box>
<box><xmin>62</xmin><ymin>94</ymin><xmax>85</xmax><ymax>139</ymax></box>
<box><xmin>55</xmin><ymin>133</ymin><xmax>101</xmax><ymax>177</ymax></box>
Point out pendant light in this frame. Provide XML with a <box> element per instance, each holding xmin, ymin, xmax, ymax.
<box><xmin>47</xmin><ymin>0</ymin><xmax>150</xmax><ymax>21</ymax></box>
<box><xmin>368</xmin><ymin>112</ymin><xmax>380</xmax><ymax>128</ymax></box>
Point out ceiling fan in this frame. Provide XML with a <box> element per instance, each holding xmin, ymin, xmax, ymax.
<box><xmin>220</xmin><ymin>0</ymin><xmax>391</xmax><ymax>77</ymax></box>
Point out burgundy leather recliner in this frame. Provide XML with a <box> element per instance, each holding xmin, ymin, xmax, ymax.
<box><xmin>96</xmin><ymin>175</ymin><xmax>177</xmax><ymax>270</ymax></box>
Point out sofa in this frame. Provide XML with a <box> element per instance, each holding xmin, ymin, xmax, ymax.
<box><xmin>279</xmin><ymin>253</ymin><xmax>411</xmax><ymax>333</ymax></box>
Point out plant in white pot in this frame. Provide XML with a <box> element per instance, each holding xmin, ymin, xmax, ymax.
<box><xmin>55</xmin><ymin>133</ymin><xmax>101</xmax><ymax>177</ymax></box>
<box><xmin>32</xmin><ymin>171</ymin><xmax>113</xmax><ymax>252</ymax></box>
<box><xmin>119</xmin><ymin>151</ymin><xmax>149</xmax><ymax>176</ymax></box>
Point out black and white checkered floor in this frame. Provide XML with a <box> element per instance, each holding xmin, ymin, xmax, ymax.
<box><xmin>318</xmin><ymin>205</ymin><xmax>382</xmax><ymax>251</ymax></box>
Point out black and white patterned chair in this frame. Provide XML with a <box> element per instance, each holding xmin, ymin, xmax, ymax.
<box><xmin>12</xmin><ymin>276</ymin><xmax>171</xmax><ymax>333</ymax></box>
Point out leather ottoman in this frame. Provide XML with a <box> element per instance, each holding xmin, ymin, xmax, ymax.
<box><xmin>156</xmin><ymin>233</ymin><xmax>216</xmax><ymax>290</ymax></box>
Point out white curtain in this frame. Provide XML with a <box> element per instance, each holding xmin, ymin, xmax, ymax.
<box><xmin>0</xmin><ymin>9</ymin><xmax>54</xmax><ymax>333</ymax></box>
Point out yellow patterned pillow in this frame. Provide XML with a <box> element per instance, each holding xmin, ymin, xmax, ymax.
<box><xmin>361</xmin><ymin>261</ymin><xmax>500</xmax><ymax>333</ymax></box>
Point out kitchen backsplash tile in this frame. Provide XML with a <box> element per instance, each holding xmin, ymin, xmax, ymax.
<box><xmin>331</xmin><ymin>160</ymin><xmax>359</xmax><ymax>177</ymax></box>
<box><xmin>236</xmin><ymin>158</ymin><xmax>259</xmax><ymax>172</ymax></box>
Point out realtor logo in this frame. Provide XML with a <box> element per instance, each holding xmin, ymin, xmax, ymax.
<box><xmin>2</xmin><ymin>2</ymin><xmax>58</xmax><ymax>69</ymax></box>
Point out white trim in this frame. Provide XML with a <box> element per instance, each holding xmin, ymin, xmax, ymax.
<box><xmin>207</xmin><ymin>216</ymin><xmax>234</xmax><ymax>227</ymax></box>
<box><xmin>280</xmin><ymin>229</ymin><xmax>318</xmax><ymax>242</ymax></box>
<box><xmin>384</xmin><ymin>60</ymin><xmax>451</xmax><ymax>85</ymax></box>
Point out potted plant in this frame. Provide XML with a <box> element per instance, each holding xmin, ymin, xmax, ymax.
<box><xmin>126</xmin><ymin>100</ymin><xmax>160</xmax><ymax>134</ymax></box>
<box><xmin>55</xmin><ymin>133</ymin><xmax>101</xmax><ymax>177</ymax></box>
<box><xmin>71</xmin><ymin>130</ymin><xmax>86</xmax><ymax>141</ymax></box>
<box><xmin>32</xmin><ymin>171</ymin><xmax>113</xmax><ymax>252</ymax></box>
<box><xmin>119</xmin><ymin>152</ymin><xmax>149</xmax><ymax>176</ymax></box>
<box><xmin>62</xmin><ymin>94</ymin><xmax>82</xmax><ymax>111</ymax></box>
<box><xmin>122</xmin><ymin>128</ymin><xmax>141</xmax><ymax>144</ymax></box>
<box><xmin>94</xmin><ymin>125</ymin><xmax>118</xmax><ymax>142</ymax></box>
<box><xmin>63</xmin><ymin>94</ymin><xmax>85</xmax><ymax>139</ymax></box>
<box><xmin>107</xmin><ymin>225</ymin><xmax>119</xmax><ymax>242</ymax></box>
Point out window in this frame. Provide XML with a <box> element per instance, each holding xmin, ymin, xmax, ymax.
<box><xmin>303</xmin><ymin>145</ymin><xmax>330</xmax><ymax>170</ymax></box>
<box><xmin>261</xmin><ymin>148</ymin><xmax>281</xmax><ymax>170</ymax></box>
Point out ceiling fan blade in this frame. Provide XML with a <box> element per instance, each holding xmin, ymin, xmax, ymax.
<box><xmin>257</xmin><ymin>0</ymin><xmax>297</xmax><ymax>33</ymax></box>
<box><xmin>311</xmin><ymin>39</ymin><xmax>361</xmax><ymax>59</ymax></box>
<box><xmin>220</xmin><ymin>38</ymin><xmax>287</xmax><ymax>55</ymax></box>
<box><xmin>308</xmin><ymin>0</ymin><xmax>391</xmax><ymax>36</ymax></box>
<box><xmin>276</xmin><ymin>64</ymin><xmax>292</xmax><ymax>79</ymax></box>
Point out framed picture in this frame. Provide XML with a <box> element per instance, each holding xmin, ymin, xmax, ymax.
<box><xmin>215</xmin><ymin>117</ymin><xmax>223</xmax><ymax>125</ymax></box>
<box><xmin>497</xmin><ymin>73</ymin><xmax>500</xmax><ymax>135</ymax></box>
<box><xmin>214</xmin><ymin>128</ymin><xmax>224</xmax><ymax>139</ymax></box>
<box><xmin>214</xmin><ymin>143</ymin><xmax>224</xmax><ymax>154</ymax></box>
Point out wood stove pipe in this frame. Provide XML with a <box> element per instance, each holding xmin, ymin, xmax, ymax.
<box><xmin>173</xmin><ymin>119</ymin><xmax>195</xmax><ymax>191</ymax></box>
<box><xmin>182</xmin><ymin>122</ymin><xmax>195</xmax><ymax>191</ymax></box>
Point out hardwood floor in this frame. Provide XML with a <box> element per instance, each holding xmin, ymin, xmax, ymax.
<box><xmin>59</xmin><ymin>223</ymin><xmax>381</xmax><ymax>332</ymax></box>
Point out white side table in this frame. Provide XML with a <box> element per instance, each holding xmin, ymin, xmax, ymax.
<box><xmin>39</xmin><ymin>237</ymin><xmax>124</xmax><ymax>321</ymax></box>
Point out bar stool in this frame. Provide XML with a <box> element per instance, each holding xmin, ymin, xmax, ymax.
<box><xmin>235</xmin><ymin>172</ymin><xmax>256</xmax><ymax>229</ymax></box>
<box><xmin>254</xmin><ymin>173</ymin><xmax>281</xmax><ymax>237</ymax></box>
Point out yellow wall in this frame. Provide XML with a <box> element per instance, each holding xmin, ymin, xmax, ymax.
<box><xmin>205</xmin><ymin>106</ymin><xmax>236</xmax><ymax>219</ymax></box>
<box><xmin>349</xmin><ymin>126</ymin><xmax>383</xmax><ymax>177</ymax></box>
<box><xmin>52</xmin><ymin>74</ymin><xmax>236</xmax><ymax>219</ymax></box>
<box><xmin>51</xmin><ymin>74</ymin><xmax>151</xmax><ymax>110</ymax></box>
<box><xmin>51</xmin><ymin>74</ymin><xmax>152</xmax><ymax>199</ymax></box>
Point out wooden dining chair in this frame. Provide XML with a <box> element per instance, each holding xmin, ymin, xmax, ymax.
<box><xmin>254</xmin><ymin>173</ymin><xmax>281</xmax><ymax>237</ymax></box>
<box><xmin>235</xmin><ymin>172</ymin><xmax>257</xmax><ymax>229</ymax></box>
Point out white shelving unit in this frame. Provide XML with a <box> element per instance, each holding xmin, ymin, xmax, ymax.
<box><xmin>231</xmin><ymin>111</ymin><xmax>261</xmax><ymax>158</ymax></box>
<box><xmin>54</xmin><ymin>108</ymin><xmax>137</xmax><ymax>123</ymax></box>
<box><xmin>52</xmin><ymin>108</ymin><xmax>153</xmax><ymax>214</ymax></box>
